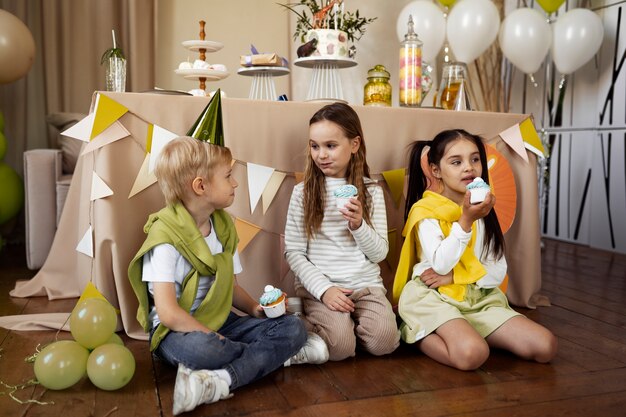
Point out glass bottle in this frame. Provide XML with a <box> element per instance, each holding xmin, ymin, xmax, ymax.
<box><xmin>363</xmin><ymin>65</ymin><xmax>392</xmax><ymax>107</ymax></box>
<box><xmin>399</xmin><ymin>15</ymin><xmax>422</xmax><ymax>107</ymax></box>
<box><xmin>436</xmin><ymin>63</ymin><xmax>467</xmax><ymax>110</ymax></box>
<box><xmin>104</xmin><ymin>56</ymin><xmax>126</xmax><ymax>92</ymax></box>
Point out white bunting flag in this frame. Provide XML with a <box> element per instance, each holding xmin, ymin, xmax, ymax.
<box><xmin>246</xmin><ymin>163</ymin><xmax>275</xmax><ymax>213</ymax></box>
<box><xmin>90</xmin><ymin>172</ymin><xmax>114</xmax><ymax>200</ymax></box>
<box><xmin>76</xmin><ymin>225</ymin><xmax>93</xmax><ymax>257</ymax></box>
<box><xmin>149</xmin><ymin>125</ymin><xmax>179</xmax><ymax>173</ymax></box>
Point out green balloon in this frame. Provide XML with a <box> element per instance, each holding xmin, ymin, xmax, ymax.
<box><xmin>34</xmin><ymin>340</ymin><xmax>89</xmax><ymax>390</ymax></box>
<box><xmin>87</xmin><ymin>344</ymin><xmax>136</xmax><ymax>390</ymax></box>
<box><xmin>70</xmin><ymin>298</ymin><xmax>117</xmax><ymax>350</ymax></box>
<box><xmin>106</xmin><ymin>332</ymin><xmax>124</xmax><ymax>346</ymax></box>
<box><xmin>0</xmin><ymin>131</ymin><xmax>6</xmax><ymax>160</ymax></box>
<box><xmin>0</xmin><ymin>162</ymin><xmax>24</xmax><ymax>225</ymax></box>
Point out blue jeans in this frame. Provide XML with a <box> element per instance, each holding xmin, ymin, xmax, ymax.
<box><xmin>152</xmin><ymin>312</ymin><xmax>306</xmax><ymax>390</ymax></box>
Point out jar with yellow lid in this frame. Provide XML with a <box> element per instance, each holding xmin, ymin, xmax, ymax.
<box><xmin>363</xmin><ymin>65</ymin><xmax>392</xmax><ymax>107</ymax></box>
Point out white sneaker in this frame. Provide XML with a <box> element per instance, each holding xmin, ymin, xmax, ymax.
<box><xmin>172</xmin><ymin>364</ymin><xmax>232</xmax><ymax>415</ymax></box>
<box><xmin>285</xmin><ymin>332</ymin><xmax>329</xmax><ymax>366</ymax></box>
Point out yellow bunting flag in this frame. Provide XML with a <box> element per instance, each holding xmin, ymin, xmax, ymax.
<box><xmin>91</xmin><ymin>93</ymin><xmax>128</xmax><ymax>139</ymax></box>
<box><xmin>262</xmin><ymin>171</ymin><xmax>287</xmax><ymax>214</ymax></box>
<box><xmin>382</xmin><ymin>169</ymin><xmax>406</xmax><ymax>208</ymax></box>
<box><xmin>294</xmin><ymin>172</ymin><xmax>305</xmax><ymax>184</ymax></box>
<box><xmin>385</xmin><ymin>228</ymin><xmax>398</xmax><ymax>268</ymax></box>
<box><xmin>146</xmin><ymin>124</ymin><xmax>154</xmax><ymax>154</ymax></box>
<box><xmin>520</xmin><ymin>118</ymin><xmax>545</xmax><ymax>158</ymax></box>
<box><xmin>234</xmin><ymin>218</ymin><xmax>262</xmax><ymax>253</ymax></box>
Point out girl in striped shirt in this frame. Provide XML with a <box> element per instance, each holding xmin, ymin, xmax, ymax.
<box><xmin>285</xmin><ymin>102</ymin><xmax>399</xmax><ymax>361</ymax></box>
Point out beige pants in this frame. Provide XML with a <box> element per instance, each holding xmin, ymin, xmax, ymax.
<box><xmin>296</xmin><ymin>286</ymin><xmax>400</xmax><ymax>361</ymax></box>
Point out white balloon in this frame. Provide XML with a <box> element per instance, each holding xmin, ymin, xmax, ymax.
<box><xmin>552</xmin><ymin>8</ymin><xmax>604</xmax><ymax>75</ymax></box>
<box><xmin>446</xmin><ymin>0</ymin><xmax>500</xmax><ymax>63</ymax></box>
<box><xmin>499</xmin><ymin>8</ymin><xmax>551</xmax><ymax>75</ymax></box>
<box><xmin>396</xmin><ymin>1</ymin><xmax>446</xmax><ymax>62</ymax></box>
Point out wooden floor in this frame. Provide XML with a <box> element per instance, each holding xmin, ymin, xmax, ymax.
<box><xmin>1</xmin><ymin>238</ymin><xmax>626</xmax><ymax>416</ymax></box>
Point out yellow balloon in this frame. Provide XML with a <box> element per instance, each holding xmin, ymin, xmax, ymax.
<box><xmin>34</xmin><ymin>340</ymin><xmax>89</xmax><ymax>390</ymax></box>
<box><xmin>437</xmin><ymin>0</ymin><xmax>457</xmax><ymax>7</ymax></box>
<box><xmin>0</xmin><ymin>162</ymin><xmax>24</xmax><ymax>225</ymax></box>
<box><xmin>87</xmin><ymin>344</ymin><xmax>136</xmax><ymax>390</ymax></box>
<box><xmin>535</xmin><ymin>0</ymin><xmax>565</xmax><ymax>14</ymax></box>
<box><xmin>106</xmin><ymin>332</ymin><xmax>124</xmax><ymax>346</ymax></box>
<box><xmin>70</xmin><ymin>298</ymin><xmax>117</xmax><ymax>350</ymax></box>
<box><xmin>0</xmin><ymin>10</ymin><xmax>36</xmax><ymax>84</ymax></box>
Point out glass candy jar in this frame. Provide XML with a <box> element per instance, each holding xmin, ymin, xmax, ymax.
<box><xmin>436</xmin><ymin>63</ymin><xmax>467</xmax><ymax>110</ymax></box>
<box><xmin>363</xmin><ymin>65</ymin><xmax>392</xmax><ymax>107</ymax></box>
<box><xmin>399</xmin><ymin>15</ymin><xmax>422</xmax><ymax>107</ymax></box>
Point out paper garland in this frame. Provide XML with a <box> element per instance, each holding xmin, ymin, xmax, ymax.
<box><xmin>71</xmin><ymin>94</ymin><xmax>543</xmax><ymax>269</ymax></box>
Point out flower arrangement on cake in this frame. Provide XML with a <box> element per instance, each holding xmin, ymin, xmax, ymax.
<box><xmin>278</xmin><ymin>0</ymin><xmax>376</xmax><ymax>58</ymax></box>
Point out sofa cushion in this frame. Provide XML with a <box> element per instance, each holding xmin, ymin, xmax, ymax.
<box><xmin>46</xmin><ymin>112</ymin><xmax>86</xmax><ymax>175</ymax></box>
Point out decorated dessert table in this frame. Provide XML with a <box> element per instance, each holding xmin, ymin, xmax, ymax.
<box><xmin>0</xmin><ymin>93</ymin><xmax>547</xmax><ymax>340</ymax></box>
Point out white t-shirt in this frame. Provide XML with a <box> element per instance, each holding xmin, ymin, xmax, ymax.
<box><xmin>142</xmin><ymin>218</ymin><xmax>242</xmax><ymax>328</ymax></box>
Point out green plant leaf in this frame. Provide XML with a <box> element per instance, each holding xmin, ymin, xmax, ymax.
<box><xmin>100</xmin><ymin>47</ymin><xmax>125</xmax><ymax>65</ymax></box>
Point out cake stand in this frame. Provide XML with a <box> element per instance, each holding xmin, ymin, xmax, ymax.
<box><xmin>237</xmin><ymin>66</ymin><xmax>290</xmax><ymax>101</ymax></box>
<box><xmin>175</xmin><ymin>21</ymin><xmax>229</xmax><ymax>93</ymax></box>
<box><xmin>294</xmin><ymin>57</ymin><xmax>357</xmax><ymax>101</ymax></box>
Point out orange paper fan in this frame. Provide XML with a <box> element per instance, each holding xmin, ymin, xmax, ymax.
<box><xmin>485</xmin><ymin>144</ymin><xmax>517</xmax><ymax>234</ymax></box>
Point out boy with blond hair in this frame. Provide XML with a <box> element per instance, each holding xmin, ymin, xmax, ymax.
<box><xmin>129</xmin><ymin>136</ymin><xmax>327</xmax><ymax>415</ymax></box>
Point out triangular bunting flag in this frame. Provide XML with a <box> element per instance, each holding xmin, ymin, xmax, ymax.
<box><xmin>91</xmin><ymin>93</ymin><xmax>129</xmax><ymax>139</ymax></box>
<box><xmin>129</xmin><ymin>153</ymin><xmax>158</xmax><ymax>198</ymax></box>
<box><xmin>149</xmin><ymin>125</ymin><xmax>179</xmax><ymax>173</ymax></box>
<box><xmin>385</xmin><ymin>228</ymin><xmax>397</xmax><ymax>268</ymax></box>
<box><xmin>234</xmin><ymin>218</ymin><xmax>262</xmax><ymax>253</ymax></box>
<box><xmin>77</xmin><ymin>282</ymin><xmax>110</xmax><ymax>305</ymax></box>
<box><xmin>247</xmin><ymin>163</ymin><xmax>275</xmax><ymax>214</ymax></box>
<box><xmin>81</xmin><ymin>120</ymin><xmax>130</xmax><ymax>155</ymax></box>
<box><xmin>77</xmin><ymin>282</ymin><xmax>120</xmax><ymax>314</ymax></box>
<box><xmin>519</xmin><ymin>118</ymin><xmax>545</xmax><ymax>158</ymax></box>
<box><xmin>76</xmin><ymin>225</ymin><xmax>93</xmax><ymax>257</ymax></box>
<box><xmin>294</xmin><ymin>172</ymin><xmax>305</xmax><ymax>184</ymax></box>
<box><xmin>499</xmin><ymin>123</ymin><xmax>529</xmax><ymax>163</ymax></box>
<box><xmin>90</xmin><ymin>172</ymin><xmax>114</xmax><ymax>200</ymax></box>
<box><xmin>381</xmin><ymin>168</ymin><xmax>406</xmax><ymax>208</ymax></box>
<box><xmin>62</xmin><ymin>113</ymin><xmax>95</xmax><ymax>143</ymax></box>
<box><xmin>262</xmin><ymin>171</ymin><xmax>286</xmax><ymax>214</ymax></box>
<box><xmin>146</xmin><ymin>124</ymin><xmax>154</xmax><ymax>154</ymax></box>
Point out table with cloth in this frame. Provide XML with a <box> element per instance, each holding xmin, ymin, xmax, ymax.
<box><xmin>0</xmin><ymin>93</ymin><xmax>547</xmax><ymax>340</ymax></box>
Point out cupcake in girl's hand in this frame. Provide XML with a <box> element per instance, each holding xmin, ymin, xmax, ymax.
<box><xmin>334</xmin><ymin>184</ymin><xmax>358</xmax><ymax>209</ymax></box>
<box><xmin>467</xmin><ymin>177</ymin><xmax>491</xmax><ymax>204</ymax></box>
<box><xmin>259</xmin><ymin>285</ymin><xmax>286</xmax><ymax>318</ymax></box>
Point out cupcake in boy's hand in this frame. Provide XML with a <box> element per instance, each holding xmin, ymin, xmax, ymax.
<box><xmin>259</xmin><ymin>285</ymin><xmax>286</xmax><ymax>318</ymax></box>
<box><xmin>467</xmin><ymin>177</ymin><xmax>491</xmax><ymax>204</ymax></box>
<box><xmin>334</xmin><ymin>184</ymin><xmax>358</xmax><ymax>209</ymax></box>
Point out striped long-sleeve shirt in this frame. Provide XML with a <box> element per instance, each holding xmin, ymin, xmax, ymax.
<box><xmin>284</xmin><ymin>177</ymin><xmax>389</xmax><ymax>300</ymax></box>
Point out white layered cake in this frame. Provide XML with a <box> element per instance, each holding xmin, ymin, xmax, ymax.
<box><xmin>306</xmin><ymin>29</ymin><xmax>349</xmax><ymax>58</ymax></box>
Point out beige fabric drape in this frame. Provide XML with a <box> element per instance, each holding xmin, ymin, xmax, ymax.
<box><xmin>0</xmin><ymin>94</ymin><xmax>547</xmax><ymax>340</ymax></box>
<box><xmin>0</xmin><ymin>0</ymin><xmax>156</xmax><ymax>177</ymax></box>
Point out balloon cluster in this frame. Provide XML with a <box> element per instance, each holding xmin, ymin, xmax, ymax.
<box><xmin>396</xmin><ymin>0</ymin><xmax>604</xmax><ymax>77</ymax></box>
<box><xmin>33</xmin><ymin>298</ymin><xmax>135</xmax><ymax>391</ymax></box>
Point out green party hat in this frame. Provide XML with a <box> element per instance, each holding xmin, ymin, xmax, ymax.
<box><xmin>186</xmin><ymin>89</ymin><xmax>224</xmax><ymax>146</ymax></box>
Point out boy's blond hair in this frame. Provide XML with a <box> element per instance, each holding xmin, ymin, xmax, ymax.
<box><xmin>154</xmin><ymin>136</ymin><xmax>232</xmax><ymax>205</ymax></box>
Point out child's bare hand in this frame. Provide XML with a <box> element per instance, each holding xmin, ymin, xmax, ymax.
<box><xmin>321</xmin><ymin>287</ymin><xmax>354</xmax><ymax>312</ymax></box>
<box><xmin>339</xmin><ymin>197</ymin><xmax>363</xmax><ymax>230</ymax></box>
<box><xmin>420</xmin><ymin>267</ymin><xmax>453</xmax><ymax>288</ymax></box>
<box><xmin>459</xmin><ymin>191</ymin><xmax>495</xmax><ymax>231</ymax></box>
<box><xmin>251</xmin><ymin>303</ymin><xmax>265</xmax><ymax>319</ymax></box>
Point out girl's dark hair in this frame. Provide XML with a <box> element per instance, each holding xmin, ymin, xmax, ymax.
<box><xmin>303</xmin><ymin>102</ymin><xmax>372</xmax><ymax>239</ymax></box>
<box><xmin>405</xmin><ymin>129</ymin><xmax>505</xmax><ymax>259</ymax></box>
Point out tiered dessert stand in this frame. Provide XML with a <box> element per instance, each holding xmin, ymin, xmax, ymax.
<box><xmin>294</xmin><ymin>56</ymin><xmax>357</xmax><ymax>101</ymax></box>
<box><xmin>237</xmin><ymin>66</ymin><xmax>290</xmax><ymax>101</ymax></box>
<box><xmin>174</xmin><ymin>21</ymin><xmax>229</xmax><ymax>94</ymax></box>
